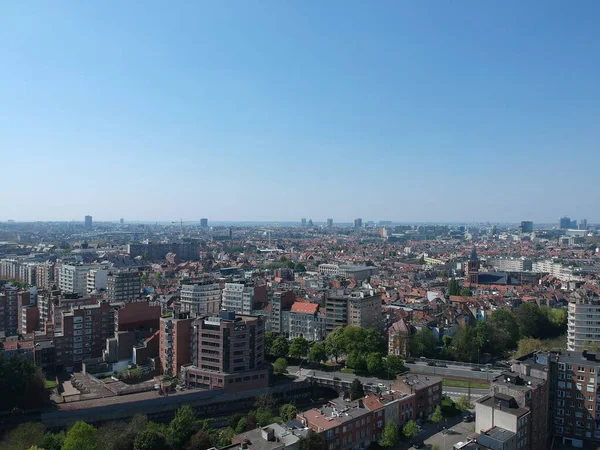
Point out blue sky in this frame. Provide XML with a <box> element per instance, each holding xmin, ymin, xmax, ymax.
<box><xmin>1</xmin><ymin>1</ymin><xmax>599</xmax><ymax>223</ymax></box>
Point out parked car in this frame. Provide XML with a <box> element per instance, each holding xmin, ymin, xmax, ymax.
<box><xmin>427</xmin><ymin>361</ymin><xmax>435</xmax><ymax>366</ymax></box>
<box><xmin>435</xmin><ymin>362</ymin><xmax>447</xmax><ymax>367</ymax></box>
<box><xmin>412</xmin><ymin>441</ymin><xmax>425</xmax><ymax>449</ymax></box>
<box><xmin>471</xmin><ymin>366</ymin><xmax>482</xmax><ymax>371</ymax></box>
<box><xmin>406</xmin><ymin>358</ymin><xmax>416</xmax><ymax>364</ymax></box>
<box><xmin>463</xmin><ymin>414</ymin><xmax>474</xmax><ymax>423</ymax></box>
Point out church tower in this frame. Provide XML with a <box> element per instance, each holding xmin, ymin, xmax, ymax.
<box><xmin>466</xmin><ymin>247</ymin><xmax>480</xmax><ymax>284</ymax></box>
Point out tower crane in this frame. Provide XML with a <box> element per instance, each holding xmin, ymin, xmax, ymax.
<box><xmin>171</xmin><ymin>219</ymin><xmax>202</xmax><ymax>238</ymax></box>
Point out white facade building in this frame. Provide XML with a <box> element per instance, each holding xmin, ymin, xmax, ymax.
<box><xmin>567</xmin><ymin>300</ymin><xmax>600</xmax><ymax>351</ymax></box>
<box><xmin>180</xmin><ymin>280</ymin><xmax>221</xmax><ymax>317</ymax></box>
<box><xmin>221</xmin><ymin>282</ymin><xmax>253</xmax><ymax>315</ymax></box>
<box><xmin>87</xmin><ymin>268</ymin><xmax>109</xmax><ymax>293</ymax></box>
<box><xmin>58</xmin><ymin>264</ymin><xmax>96</xmax><ymax>296</ymax></box>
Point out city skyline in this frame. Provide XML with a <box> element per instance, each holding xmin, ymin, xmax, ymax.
<box><xmin>1</xmin><ymin>2</ymin><xmax>599</xmax><ymax>222</ymax></box>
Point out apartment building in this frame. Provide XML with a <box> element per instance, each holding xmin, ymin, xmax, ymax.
<box><xmin>388</xmin><ymin>318</ymin><xmax>410</xmax><ymax>357</ymax></box>
<box><xmin>487</xmin><ymin>257</ymin><xmax>533</xmax><ymax>272</ymax></box>
<box><xmin>179</xmin><ymin>279</ymin><xmax>221</xmax><ymax>317</ymax></box>
<box><xmin>268</xmin><ymin>290</ymin><xmax>295</xmax><ymax>334</ymax></box>
<box><xmin>288</xmin><ymin>301</ymin><xmax>325</xmax><ymax>341</ymax></box>
<box><xmin>159</xmin><ymin>313</ymin><xmax>193</xmax><ymax>377</ymax></box>
<box><xmin>183</xmin><ymin>311</ymin><xmax>268</xmax><ymax>393</ymax></box>
<box><xmin>35</xmin><ymin>263</ymin><xmax>55</xmax><ymax>290</ymax></box>
<box><xmin>475</xmin><ymin>394</ymin><xmax>531</xmax><ymax>450</ymax></box>
<box><xmin>127</xmin><ymin>242</ymin><xmax>200</xmax><ymax>261</ymax></box>
<box><xmin>298</xmin><ymin>397</ymin><xmax>385</xmax><ymax>450</ymax></box>
<box><xmin>393</xmin><ymin>374</ymin><xmax>443</xmax><ymax>419</ymax></box>
<box><xmin>53</xmin><ymin>301</ymin><xmax>115</xmax><ymax>372</ymax></box>
<box><xmin>0</xmin><ymin>286</ymin><xmax>19</xmax><ymax>336</ymax></box>
<box><xmin>567</xmin><ymin>295</ymin><xmax>600</xmax><ymax>351</ymax></box>
<box><xmin>58</xmin><ymin>264</ymin><xmax>97</xmax><ymax>296</ymax></box>
<box><xmin>325</xmin><ymin>288</ymin><xmax>382</xmax><ymax>334</ymax></box>
<box><xmin>86</xmin><ymin>267</ymin><xmax>109</xmax><ymax>293</ymax></box>
<box><xmin>221</xmin><ymin>282</ymin><xmax>267</xmax><ymax>316</ymax></box>
<box><xmin>106</xmin><ymin>269</ymin><xmax>141</xmax><ymax>302</ymax></box>
<box><xmin>318</xmin><ymin>264</ymin><xmax>339</xmax><ymax>276</ymax></box>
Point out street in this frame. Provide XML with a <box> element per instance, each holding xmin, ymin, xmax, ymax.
<box><xmin>404</xmin><ymin>361</ymin><xmax>500</xmax><ymax>381</ymax></box>
<box><xmin>288</xmin><ymin>365</ymin><xmax>489</xmax><ymax>400</ymax></box>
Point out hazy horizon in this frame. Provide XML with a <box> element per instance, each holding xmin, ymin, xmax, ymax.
<box><xmin>1</xmin><ymin>1</ymin><xmax>599</xmax><ymax>222</ymax></box>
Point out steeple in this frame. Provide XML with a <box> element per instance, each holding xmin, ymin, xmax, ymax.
<box><xmin>470</xmin><ymin>247</ymin><xmax>478</xmax><ymax>262</ymax></box>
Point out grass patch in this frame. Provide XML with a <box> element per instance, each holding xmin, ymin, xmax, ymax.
<box><xmin>45</xmin><ymin>380</ymin><xmax>57</xmax><ymax>389</ymax></box>
<box><xmin>340</xmin><ymin>368</ymin><xmax>355</xmax><ymax>374</ymax></box>
<box><xmin>443</xmin><ymin>379</ymin><xmax>489</xmax><ymax>389</ymax></box>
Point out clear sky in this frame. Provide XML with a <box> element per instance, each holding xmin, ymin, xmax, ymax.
<box><xmin>1</xmin><ymin>1</ymin><xmax>599</xmax><ymax>224</ymax></box>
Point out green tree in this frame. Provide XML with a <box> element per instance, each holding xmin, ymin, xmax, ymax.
<box><xmin>433</xmin><ymin>445</ymin><xmax>441</xmax><ymax>450</ymax></box>
<box><xmin>476</xmin><ymin>321</ymin><xmax>491</xmax><ymax>354</ymax></box>
<box><xmin>40</xmin><ymin>431</ymin><xmax>66</xmax><ymax>450</ymax></box>
<box><xmin>264</xmin><ymin>331</ymin><xmax>274</xmax><ymax>355</ymax></box>
<box><xmin>234</xmin><ymin>417</ymin><xmax>248</xmax><ymax>434</ymax></box>
<box><xmin>346</xmin><ymin>351</ymin><xmax>367</xmax><ymax>371</ymax></box>
<box><xmin>167</xmin><ymin>405</ymin><xmax>197</xmax><ymax>449</ymax></box>
<box><xmin>379</xmin><ymin>421</ymin><xmax>400</xmax><ymax>448</ymax></box>
<box><xmin>308</xmin><ymin>343</ymin><xmax>327</xmax><ymax>363</ymax></box>
<box><xmin>0</xmin><ymin>355</ymin><xmax>46</xmax><ymax>410</ymax></box>
<box><xmin>298</xmin><ymin>431</ymin><xmax>324</xmax><ymax>450</ymax></box>
<box><xmin>134</xmin><ymin>423</ymin><xmax>168</xmax><ymax>450</ymax></box>
<box><xmin>325</xmin><ymin>327</ymin><xmax>347</xmax><ymax>362</ymax></box>
<box><xmin>63</xmin><ymin>421</ymin><xmax>99</xmax><ymax>450</ymax></box>
<box><xmin>515</xmin><ymin>303</ymin><xmax>544</xmax><ymax>338</ymax></box>
<box><xmin>489</xmin><ymin>309</ymin><xmax>520</xmax><ymax>347</ymax></box>
<box><xmin>271</xmin><ymin>336</ymin><xmax>290</xmax><ymax>357</ymax></box>
<box><xmin>385</xmin><ymin>355</ymin><xmax>405</xmax><ymax>377</ymax></box>
<box><xmin>97</xmin><ymin>421</ymin><xmax>129</xmax><ymax>450</ymax></box>
<box><xmin>273</xmin><ymin>357</ymin><xmax>288</xmax><ymax>375</ymax></box>
<box><xmin>3</xmin><ymin>422</ymin><xmax>46</xmax><ymax>450</ymax></box>
<box><xmin>186</xmin><ymin>430</ymin><xmax>212</xmax><ymax>450</ymax></box>
<box><xmin>448</xmin><ymin>277</ymin><xmax>460</xmax><ymax>296</ymax></box>
<box><xmin>294</xmin><ymin>263</ymin><xmax>307</xmax><ymax>272</ymax></box>
<box><xmin>289</xmin><ymin>337</ymin><xmax>310</xmax><ymax>359</ymax></box>
<box><xmin>349</xmin><ymin>378</ymin><xmax>364</xmax><ymax>401</ymax></box>
<box><xmin>402</xmin><ymin>420</ymin><xmax>419</xmax><ymax>440</ymax></box>
<box><xmin>456</xmin><ymin>395</ymin><xmax>472</xmax><ymax>411</ymax></box>
<box><xmin>410</xmin><ymin>328</ymin><xmax>437</xmax><ymax>358</ymax></box>
<box><xmin>255</xmin><ymin>408</ymin><xmax>273</xmax><ymax>426</ymax></box>
<box><xmin>255</xmin><ymin>393</ymin><xmax>276</xmax><ymax>412</ymax></box>
<box><xmin>431</xmin><ymin>405</ymin><xmax>443</xmax><ymax>424</ymax></box>
<box><xmin>453</xmin><ymin>325</ymin><xmax>477</xmax><ymax>362</ymax></box>
<box><xmin>280</xmin><ymin>403</ymin><xmax>298</xmax><ymax>421</ymax></box>
<box><xmin>459</xmin><ymin>288</ymin><xmax>473</xmax><ymax>297</ymax></box>
<box><xmin>541</xmin><ymin>307</ymin><xmax>567</xmax><ymax>338</ymax></box>
<box><xmin>367</xmin><ymin>352</ymin><xmax>385</xmax><ymax>375</ymax></box>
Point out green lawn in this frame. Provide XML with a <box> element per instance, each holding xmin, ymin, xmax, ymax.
<box><xmin>442</xmin><ymin>379</ymin><xmax>489</xmax><ymax>389</ymax></box>
<box><xmin>45</xmin><ymin>380</ymin><xmax>58</xmax><ymax>389</ymax></box>
<box><xmin>340</xmin><ymin>368</ymin><xmax>355</xmax><ymax>374</ymax></box>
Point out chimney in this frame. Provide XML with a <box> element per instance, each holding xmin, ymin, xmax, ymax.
<box><xmin>358</xmin><ymin>399</ymin><xmax>364</xmax><ymax>408</ymax></box>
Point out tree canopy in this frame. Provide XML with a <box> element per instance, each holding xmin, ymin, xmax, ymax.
<box><xmin>410</xmin><ymin>328</ymin><xmax>437</xmax><ymax>358</ymax></box>
<box><xmin>349</xmin><ymin>378</ymin><xmax>364</xmax><ymax>401</ymax></box>
<box><xmin>63</xmin><ymin>421</ymin><xmax>99</xmax><ymax>450</ymax></box>
<box><xmin>379</xmin><ymin>421</ymin><xmax>400</xmax><ymax>448</ymax></box>
<box><xmin>273</xmin><ymin>357</ymin><xmax>288</xmax><ymax>375</ymax></box>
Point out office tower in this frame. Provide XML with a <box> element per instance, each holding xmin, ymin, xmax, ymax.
<box><xmin>354</xmin><ymin>218</ymin><xmax>363</xmax><ymax>228</ymax></box>
<box><xmin>159</xmin><ymin>313</ymin><xmax>193</xmax><ymax>376</ymax></box>
<box><xmin>521</xmin><ymin>221</ymin><xmax>534</xmax><ymax>233</ymax></box>
<box><xmin>179</xmin><ymin>279</ymin><xmax>221</xmax><ymax>317</ymax></box>
<box><xmin>183</xmin><ymin>311</ymin><xmax>268</xmax><ymax>393</ymax></box>
<box><xmin>200</xmin><ymin>218</ymin><xmax>208</xmax><ymax>228</ymax></box>
<box><xmin>84</xmin><ymin>215</ymin><xmax>93</xmax><ymax>230</ymax></box>
<box><xmin>560</xmin><ymin>216</ymin><xmax>571</xmax><ymax>229</ymax></box>
<box><xmin>301</xmin><ymin>218</ymin><xmax>307</xmax><ymax>227</ymax></box>
<box><xmin>106</xmin><ymin>269</ymin><xmax>141</xmax><ymax>302</ymax></box>
<box><xmin>120</xmin><ymin>218</ymin><xmax>124</xmax><ymax>225</ymax></box>
<box><xmin>579</xmin><ymin>219</ymin><xmax>588</xmax><ymax>230</ymax></box>
<box><xmin>308</xmin><ymin>219</ymin><xmax>313</xmax><ymax>227</ymax></box>
<box><xmin>570</xmin><ymin>220</ymin><xmax>577</xmax><ymax>229</ymax></box>
<box><xmin>327</xmin><ymin>218</ymin><xmax>333</xmax><ymax>228</ymax></box>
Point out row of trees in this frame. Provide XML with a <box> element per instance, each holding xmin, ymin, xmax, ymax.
<box><xmin>266</xmin><ymin>326</ymin><xmax>405</xmax><ymax>378</ymax></box>
<box><xmin>407</xmin><ymin>303</ymin><xmax>567</xmax><ymax>362</ymax></box>
<box><xmin>2</xmin><ymin>397</ymin><xmax>318</xmax><ymax>450</ymax></box>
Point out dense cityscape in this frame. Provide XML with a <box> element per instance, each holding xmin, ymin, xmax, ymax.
<box><xmin>1</xmin><ymin>216</ymin><xmax>600</xmax><ymax>450</ymax></box>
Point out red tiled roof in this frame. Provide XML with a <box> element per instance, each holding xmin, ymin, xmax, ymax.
<box><xmin>291</xmin><ymin>302</ymin><xmax>319</xmax><ymax>314</ymax></box>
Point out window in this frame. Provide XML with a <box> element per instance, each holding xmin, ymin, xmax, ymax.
<box><xmin>579</xmin><ymin>366</ymin><xmax>585</xmax><ymax>372</ymax></box>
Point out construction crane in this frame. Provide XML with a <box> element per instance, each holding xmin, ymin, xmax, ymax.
<box><xmin>171</xmin><ymin>219</ymin><xmax>202</xmax><ymax>238</ymax></box>
<box><xmin>259</xmin><ymin>228</ymin><xmax>274</xmax><ymax>248</ymax></box>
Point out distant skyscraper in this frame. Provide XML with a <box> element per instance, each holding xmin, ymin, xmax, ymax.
<box><xmin>301</xmin><ymin>218</ymin><xmax>307</xmax><ymax>227</ymax></box>
<box><xmin>559</xmin><ymin>216</ymin><xmax>571</xmax><ymax>229</ymax></box>
<box><xmin>520</xmin><ymin>221</ymin><xmax>533</xmax><ymax>233</ymax></box>
<box><xmin>84</xmin><ymin>215</ymin><xmax>93</xmax><ymax>231</ymax></box>
<box><xmin>354</xmin><ymin>218</ymin><xmax>363</xmax><ymax>229</ymax></box>
<box><xmin>120</xmin><ymin>218</ymin><xmax>124</xmax><ymax>225</ymax></box>
<box><xmin>579</xmin><ymin>219</ymin><xmax>588</xmax><ymax>230</ymax></box>
<box><xmin>327</xmin><ymin>218</ymin><xmax>333</xmax><ymax>228</ymax></box>
<box><xmin>200</xmin><ymin>218</ymin><xmax>208</xmax><ymax>228</ymax></box>
<box><xmin>307</xmin><ymin>219</ymin><xmax>313</xmax><ymax>227</ymax></box>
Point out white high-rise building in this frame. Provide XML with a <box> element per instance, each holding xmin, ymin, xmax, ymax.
<box><xmin>567</xmin><ymin>296</ymin><xmax>600</xmax><ymax>351</ymax></box>
<box><xmin>58</xmin><ymin>264</ymin><xmax>96</xmax><ymax>296</ymax></box>
<box><xmin>221</xmin><ymin>282</ymin><xmax>253</xmax><ymax>315</ymax></box>
<box><xmin>87</xmin><ymin>267</ymin><xmax>109</xmax><ymax>293</ymax></box>
<box><xmin>180</xmin><ymin>280</ymin><xmax>221</xmax><ymax>317</ymax></box>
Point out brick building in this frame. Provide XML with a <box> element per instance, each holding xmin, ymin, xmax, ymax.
<box><xmin>159</xmin><ymin>313</ymin><xmax>193</xmax><ymax>377</ymax></box>
<box><xmin>393</xmin><ymin>374</ymin><xmax>443</xmax><ymax>419</ymax></box>
<box><xmin>325</xmin><ymin>288</ymin><xmax>382</xmax><ymax>334</ymax></box>
<box><xmin>182</xmin><ymin>311</ymin><xmax>269</xmax><ymax>393</ymax></box>
<box><xmin>106</xmin><ymin>269</ymin><xmax>141</xmax><ymax>302</ymax></box>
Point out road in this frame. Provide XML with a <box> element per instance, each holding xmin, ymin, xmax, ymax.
<box><xmin>405</xmin><ymin>361</ymin><xmax>501</xmax><ymax>381</ymax></box>
<box><xmin>288</xmin><ymin>365</ymin><xmax>489</xmax><ymax>400</ymax></box>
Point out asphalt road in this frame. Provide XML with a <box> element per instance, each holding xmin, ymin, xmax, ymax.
<box><xmin>288</xmin><ymin>365</ymin><xmax>489</xmax><ymax>400</ymax></box>
<box><xmin>405</xmin><ymin>361</ymin><xmax>500</xmax><ymax>381</ymax></box>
